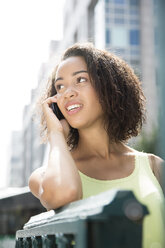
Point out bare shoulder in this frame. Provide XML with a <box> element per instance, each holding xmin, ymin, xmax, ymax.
<box><xmin>148</xmin><ymin>153</ymin><xmax>164</xmax><ymax>187</ymax></box>
<box><xmin>148</xmin><ymin>153</ymin><xmax>164</xmax><ymax>171</ymax></box>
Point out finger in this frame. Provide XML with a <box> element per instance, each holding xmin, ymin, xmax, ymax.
<box><xmin>51</xmin><ymin>95</ymin><xmax>58</xmax><ymax>102</ymax></box>
<box><xmin>42</xmin><ymin>96</ymin><xmax>57</xmax><ymax>106</ymax></box>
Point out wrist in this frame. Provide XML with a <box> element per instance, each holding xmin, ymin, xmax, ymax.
<box><xmin>48</xmin><ymin>130</ymin><xmax>66</xmax><ymax>147</ymax></box>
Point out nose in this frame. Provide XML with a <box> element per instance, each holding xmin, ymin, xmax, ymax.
<box><xmin>63</xmin><ymin>86</ymin><xmax>78</xmax><ymax>99</ymax></box>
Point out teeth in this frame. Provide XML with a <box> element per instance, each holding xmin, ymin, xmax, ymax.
<box><xmin>67</xmin><ymin>104</ymin><xmax>82</xmax><ymax>111</ymax></box>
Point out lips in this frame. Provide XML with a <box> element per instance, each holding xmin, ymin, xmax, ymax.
<box><xmin>67</xmin><ymin>104</ymin><xmax>82</xmax><ymax>111</ymax></box>
<box><xmin>65</xmin><ymin>101</ymin><xmax>83</xmax><ymax>115</ymax></box>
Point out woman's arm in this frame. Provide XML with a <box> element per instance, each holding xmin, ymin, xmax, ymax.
<box><xmin>29</xmin><ymin>96</ymin><xmax>82</xmax><ymax>210</ymax></box>
<box><xmin>41</xmin><ymin>131</ymin><xmax>82</xmax><ymax>210</ymax></box>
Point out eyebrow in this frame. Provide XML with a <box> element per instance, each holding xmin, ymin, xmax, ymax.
<box><xmin>55</xmin><ymin>70</ymin><xmax>88</xmax><ymax>83</ymax></box>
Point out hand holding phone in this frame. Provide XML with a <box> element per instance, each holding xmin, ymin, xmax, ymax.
<box><xmin>42</xmin><ymin>97</ymin><xmax>67</xmax><ymax>138</ymax></box>
<box><xmin>51</xmin><ymin>103</ymin><xmax>70</xmax><ymax>139</ymax></box>
<box><xmin>51</xmin><ymin>102</ymin><xmax>65</xmax><ymax>120</ymax></box>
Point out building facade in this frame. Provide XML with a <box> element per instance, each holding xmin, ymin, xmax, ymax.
<box><xmin>22</xmin><ymin>89</ymin><xmax>46</xmax><ymax>186</ymax></box>
<box><xmin>95</xmin><ymin>0</ymin><xmax>141</xmax><ymax>73</ymax></box>
<box><xmin>8</xmin><ymin>131</ymin><xmax>23</xmax><ymax>187</ymax></box>
<box><xmin>94</xmin><ymin>0</ymin><xmax>158</xmax><ymax>131</ymax></box>
<box><xmin>55</xmin><ymin>0</ymin><xmax>99</xmax><ymax>52</ymax></box>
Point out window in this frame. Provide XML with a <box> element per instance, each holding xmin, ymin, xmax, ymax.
<box><xmin>11</xmin><ymin>157</ymin><xmax>20</xmax><ymax>163</ymax></box>
<box><xmin>130</xmin><ymin>0</ymin><xmax>139</xmax><ymax>5</ymax></box>
<box><xmin>114</xmin><ymin>0</ymin><xmax>125</xmax><ymax>4</ymax></box>
<box><xmin>106</xmin><ymin>17</ymin><xmax>110</xmax><ymax>23</ymax></box>
<box><xmin>114</xmin><ymin>8</ymin><xmax>125</xmax><ymax>14</ymax></box>
<box><xmin>130</xmin><ymin>19</ymin><xmax>139</xmax><ymax>25</ymax></box>
<box><xmin>106</xmin><ymin>28</ymin><xmax>110</xmax><ymax>44</ymax></box>
<box><xmin>130</xmin><ymin>30</ymin><xmax>140</xmax><ymax>45</ymax></box>
<box><xmin>111</xmin><ymin>27</ymin><xmax>128</xmax><ymax>47</ymax></box>
<box><xmin>130</xmin><ymin>9</ymin><xmax>139</xmax><ymax>15</ymax></box>
<box><xmin>130</xmin><ymin>49</ymin><xmax>140</xmax><ymax>56</ymax></box>
<box><xmin>114</xmin><ymin>18</ymin><xmax>125</xmax><ymax>24</ymax></box>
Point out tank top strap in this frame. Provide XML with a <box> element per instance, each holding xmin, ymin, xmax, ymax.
<box><xmin>135</xmin><ymin>152</ymin><xmax>163</xmax><ymax>190</ymax></box>
<box><xmin>135</xmin><ymin>152</ymin><xmax>152</xmax><ymax>174</ymax></box>
<box><xmin>135</xmin><ymin>152</ymin><xmax>150</xmax><ymax>167</ymax></box>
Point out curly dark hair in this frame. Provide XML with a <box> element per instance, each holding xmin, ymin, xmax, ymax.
<box><xmin>36</xmin><ymin>42</ymin><xmax>146</xmax><ymax>149</ymax></box>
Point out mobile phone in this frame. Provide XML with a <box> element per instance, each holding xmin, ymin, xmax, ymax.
<box><xmin>51</xmin><ymin>103</ymin><xmax>65</xmax><ymax>120</ymax></box>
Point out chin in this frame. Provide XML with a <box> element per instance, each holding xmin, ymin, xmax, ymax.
<box><xmin>68</xmin><ymin>122</ymin><xmax>83</xmax><ymax>129</ymax></box>
<box><xmin>66</xmin><ymin>118</ymin><xmax>85</xmax><ymax>129</ymax></box>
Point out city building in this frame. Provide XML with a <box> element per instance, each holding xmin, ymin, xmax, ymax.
<box><xmin>8</xmin><ymin>131</ymin><xmax>23</xmax><ymax>187</ymax></box>
<box><xmin>95</xmin><ymin>0</ymin><xmax>140</xmax><ymax>72</ymax></box>
<box><xmin>94</xmin><ymin>0</ymin><xmax>158</xmax><ymax>131</ymax></box>
<box><xmin>56</xmin><ymin>0</ymin><xmax>99</xmax><ymax>51</ymax></box>
<box><xmin>140</xmin><ymin>0</ymin><xmax>159</xmax><ymax>131</ymax></box>
<box><xmin>22</xmin><ymin>89</ymin><xmax>46</xmax><ymax>186</ymax></box>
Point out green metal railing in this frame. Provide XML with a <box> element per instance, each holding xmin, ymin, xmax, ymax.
<box><xmin>15</xmin><ymin>189</ymin><xmax>148</xmax><ymax>248</ymax></box>
<box><xmin>0</xmin><ymin>188</ymin><xmax>45</xmax><ymax>248</ymax></box>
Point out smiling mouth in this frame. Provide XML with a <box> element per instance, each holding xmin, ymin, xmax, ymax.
<box><xmin>66</xmin><ymin>104</ymin><xmax>83</xmax><ymax>114</ymax></box>
<box><xmin>66</xmin><ymin>104</ymin><xmax>83</xmax><ymax>111</ymax></box>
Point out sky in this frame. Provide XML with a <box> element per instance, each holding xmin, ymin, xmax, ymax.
<box><xmin>0</xmin><ymin>0</ymin><xmax>65</xmax><ymax>188</ymax></box>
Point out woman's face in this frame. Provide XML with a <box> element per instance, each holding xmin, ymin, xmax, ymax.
<box><xmin>54</xmin><ymin>56</ymin><xmax>104</xmax><ymax>129</ymax></box>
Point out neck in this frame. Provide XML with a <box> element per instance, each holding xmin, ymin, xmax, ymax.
<box><xmin>76</xmin><ymin>125</ymin><xmax>124</xmax><ymax>160</ymax></box>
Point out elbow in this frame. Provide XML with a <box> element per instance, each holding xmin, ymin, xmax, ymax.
<box><xmin>40</xmin><ymin>177</ymin><xmax>82</xmax><ymax>210</ymax></box>
<box><xmin>28</xmin><ymin>174</ymin><xmax>40</xmax><ymax>198</ymax></box>
<box><xmin>28</xmin><ymin>167</ymin><xmax>45</xmax><ymax>198</ymax></box>
<box><xmin>28</xmin><ymin>174</ymin><xmax>35</xmax><ymax>191</ymax></box>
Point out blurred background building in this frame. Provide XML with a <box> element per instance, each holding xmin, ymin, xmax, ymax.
<box><xmin>7</xmin><ymin>131</ymin><xmax>23</xmax><ymax>187</ymax></box>
<box><xmin>7</xmin><ymin>0</ymin><xmax>161</xmax><ymax>187</ymax></box>
<box><xmin>95</xmin><ymin>0</ymin><xmax>158</xmax><ymax>131</ymax></box>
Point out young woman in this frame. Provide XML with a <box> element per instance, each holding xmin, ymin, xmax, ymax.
<box><xmin>29</xmin><ymin>43</ymin><xmax>165</xmax><ymax>247</ymax></box>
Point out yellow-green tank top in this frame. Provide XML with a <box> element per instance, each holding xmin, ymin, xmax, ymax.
<box><xmin>78</xmin><ymin>152</ymin><xmax>165</xmax><ymax>248</ymax></box>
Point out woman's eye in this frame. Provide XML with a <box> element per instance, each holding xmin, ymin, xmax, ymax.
<box><xmin>56</xmin><ymin>84</ymin><xmax>64</xmax><ymax>91</ymax></box>
<box><xmin>77</xmin><ymin>77</ymin><xmax>87</xmax><ymax>83</ymax></box>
